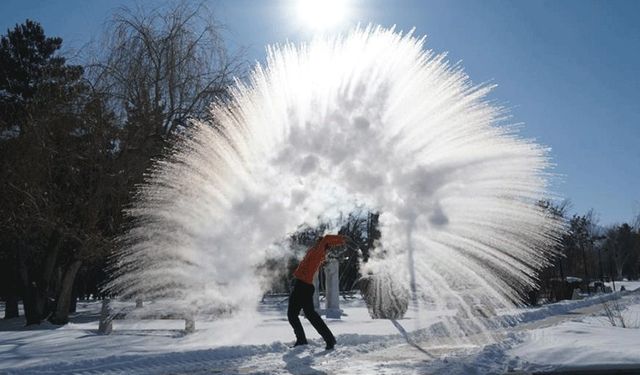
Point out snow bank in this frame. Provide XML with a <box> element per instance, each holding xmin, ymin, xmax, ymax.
<box><xmin>508</xmin><ymin>293</ymin><xmax>640</xmax><ymax>372</ymax></box>
<box><xmin>3</xmin><ymin>292</ymin><xmax>640</xmax><ymax>374</ymax></box>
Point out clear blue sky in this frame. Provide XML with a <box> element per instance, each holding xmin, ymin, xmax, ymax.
<box><xmin>2</xmin><ymin>0</ymin><xmax>639</xmax><ymax>226</ymax></box>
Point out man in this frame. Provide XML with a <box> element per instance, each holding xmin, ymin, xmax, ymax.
<box><xmin>288</xmin><ymin>234</ymin><xmax>346</xmax><ymax>350</ymax></box>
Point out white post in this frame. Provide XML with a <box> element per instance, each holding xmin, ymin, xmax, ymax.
<box><xmin>324</xmin><ymin>259</ymin><xmax>341</xmax><ymax>319</ymax></box>
<box><xmin>313</xmin><ymin>271</ymin><xmax>320</xmax><ymax>309</ymax></box>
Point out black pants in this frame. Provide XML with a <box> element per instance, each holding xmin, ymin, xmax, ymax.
<box><xmin>287</xmin><ymin>278</ymin><xmax>335</xmax><ymax>344</ymax></box>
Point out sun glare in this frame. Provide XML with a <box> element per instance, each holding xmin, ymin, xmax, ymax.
<box><xmin>296</xmin><ymin>0</ymin><xmax>348</xmax><ymax>30</ymax></box>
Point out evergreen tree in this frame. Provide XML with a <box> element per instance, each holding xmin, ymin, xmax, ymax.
<box><xmin>0</xmin><ymin>20</ymin><xmax>115</xmax><ymax>324</ymax></box>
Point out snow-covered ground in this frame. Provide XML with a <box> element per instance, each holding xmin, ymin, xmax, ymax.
<box><xmin>2</xmin><ymin>285</ymin><xmax>640</xmax><ymax>375</ymax></box>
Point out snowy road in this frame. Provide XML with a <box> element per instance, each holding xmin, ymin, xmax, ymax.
<box><xmin>1</xmin><ymin>333</ymin><xmax>504</xmax><ymax>375</ymax></box>
<box><xmin>2</xmin><ymin>287</ymin><xmax>640</xmax><ymax>375</ymax></box>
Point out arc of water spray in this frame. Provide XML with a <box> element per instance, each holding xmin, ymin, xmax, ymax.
<box><xmin>105</xmin><ymin>26</ymin><xmax>563</xmax><ymax>344</ymax></box>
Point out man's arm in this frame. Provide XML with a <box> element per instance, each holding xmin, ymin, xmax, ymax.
<box><xmin>321</xmin><ymin>235</ymin><xmax>348</xmax><ymax>261</ymax></box>
<box><xmin>322</xmin><ymin>234</ymin><xmax>346</xmax><ymax>247</ymax></box>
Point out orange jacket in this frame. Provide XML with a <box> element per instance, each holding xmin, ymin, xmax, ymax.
<box><xmin>293</xmin><ymin>235</ymin><xmax>346</xmax><ymax>285</ymax></box>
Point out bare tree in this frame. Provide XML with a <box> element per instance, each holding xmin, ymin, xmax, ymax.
<box><xmin>90</xmin><ymin>1</ymin><xmax>243</xmax><ymax>137</ymax></box>
<box><xmin>85</xmin><ymin>3</ymin><xmax>246</xmax><ymax>307</ymax></box>
<box><xmin>87</xmin><ymin>2</ymin><xmax>245</xmax><ymax>233</ymax></box>
<box><xmin>605</xmin><ymin>223</ymin><xmax>640</xmax><ymax>281</ymax></box>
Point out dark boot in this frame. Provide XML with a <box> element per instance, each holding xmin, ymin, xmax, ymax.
<box><xmin>292</xmin><ymin>338</ymin><xmax>308</xmax><ymax>348</ymax></box>
<box><xmin>325</xmin><ymin>337</ymin><xmax>336</xmax><ymax>350</ymax></box>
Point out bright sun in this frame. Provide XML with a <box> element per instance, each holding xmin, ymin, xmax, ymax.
<box><xmin>296</xmin><ymin>0</ymin><xmax>349</xmax><ymax>30</ymax></box>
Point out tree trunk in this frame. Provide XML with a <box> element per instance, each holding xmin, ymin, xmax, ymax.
<box><xmin>4</xmin><ymin>253</ymin><xmax>20</xmax><ymax>319</ymax></box>
<box><xmin>40</xmin><ymin>231</ymin><xmax>63</xmax><ymax>318</ymax></box>
<box><xmin>49</xmin><ymin>260</ymin><xmax>82</xmax><ymax>325</ymax></box>
<box><xmin>18</xmin><ymin>249</ymin><xmax>41</xmax><ymax>325</ymax></box>
<box><xmin>23</xmin><ymin>283</ymin><xmax>41</xmax><ymax>325</ymax></box>
<box><xmin>4</xmin><ymin>295</ymin><xmax>19</xmax><ymax>319</ymax></box>
<box><xmin>41</xmin><ymin>230</ymin><xmax>63</xmax><ymax>292</ymax></box>
<box><xmin>616</xmin><ymin>261</ymin><xmax>624</xmax><ymax>280</ymax></box>
<box><xmin>69</xmin><ymin>287</ymin><xmax>78</xmax><ymax>313</ymax></box>
<box><xmin>19</xmin><ymin>231</ymin><xmax>64</xmax><ymax>325</ymax></box>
